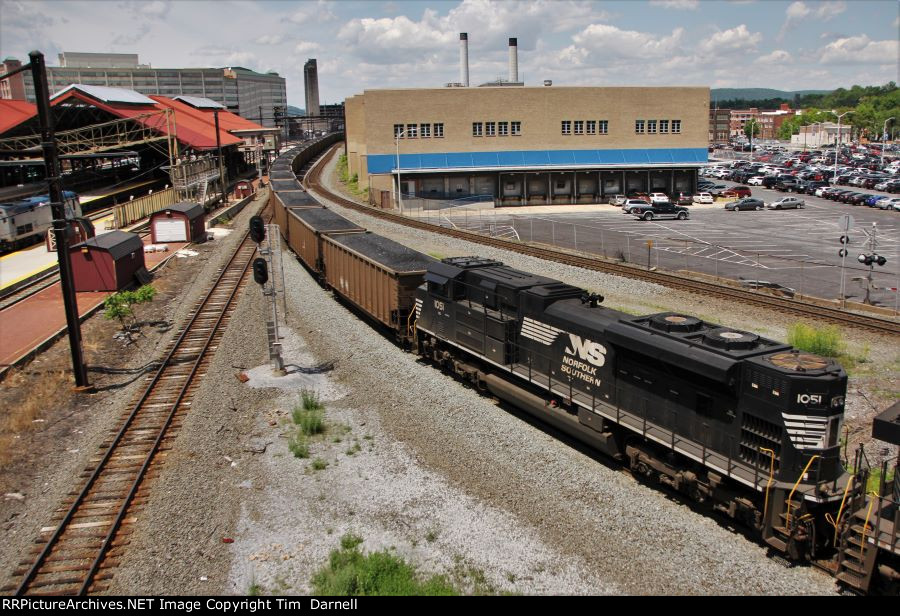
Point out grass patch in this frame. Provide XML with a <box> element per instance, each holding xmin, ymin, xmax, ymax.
<box><xmin>427</xmin><ymin>251</ymin><xmax>446</xmax><ymax>260</ymax></box>
<box><xmin>337</xmin><ymin>154</ymin><xmax>369</xmax><ymax>200</ymax></box>
<box><xmin>293</xmin><ymin>390</ymin><xmax>324</xmax><ymax>436</ymax></box>
<box><xmin>424</xmin><ymin>529</ymin><xmax>438</xmax><ymax>543</ymax></box>
<box><xmin>787</xmin><ymin>323</ymin><xmax>843</xmax><ymax>357</ymax></box>
<box><xmin>312</xmin><ymin>535</ymin><xmax>459</xmax><ymax>596</ymax></box>
<box><xmin>288</xmin><ymin>432</ymin><xmax>310</xmax><ymax>458</ymax></box>
<box><xmin>248</xmin><ymin>581</ymin><xmax>262</xmax><ymax>596</ymax></box>
<box><xmin>346</xmin><ymin>442</ymin><xmax>361</xmax><ymax>456</ymax></box>
<box><xmin>311</xmin><ymin>457</ymin><xmax>329</xmax><ymax>471</ymax></box>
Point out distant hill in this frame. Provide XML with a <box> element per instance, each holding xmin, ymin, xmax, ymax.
<box><xmin>287</xmin><ymin>105</ymin><xmax>305</xmax><ymax>116</ymax></box>
<box><xmin>711</xmin><ymin>88</ymin><xmax>830</xmax><ymax>102</ymax></box>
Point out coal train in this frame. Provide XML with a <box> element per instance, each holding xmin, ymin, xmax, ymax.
<box><xmin>268</xmin><ymin>138</ymin><xmax>899</xmax><ymax>594</ymax></box>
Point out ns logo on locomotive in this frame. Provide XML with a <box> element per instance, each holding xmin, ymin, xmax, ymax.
<box><xmin>414</xmin><ymin>256</ymin><xmax>852</xmax><ymax>567</ymax></box>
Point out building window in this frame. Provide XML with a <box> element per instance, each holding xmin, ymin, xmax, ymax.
<box><xmin>574</xmin><ymin>120</ymin><xmax>584</xmax><ymax>135</ymax></box>
<box><xmin>421</xmin><ymin>123</ymin><xmax>431</xmax><ymax>138</ymax></box>
<box><xmin>406</xmin><ymin>123</ymin><xmax>417</xmax><ymax>138</ymax></box>
<box><xmin>486</xmin><ymin>121</ymin><xmax>496</xmax><ymax>137</ymax></box>
<box><xmin>647</xmin><ymin>120</ymin><xmax>657</xmax><ymax>134</ymax></box>
<box><xmin>586</xmin><ymin>120</ymin><xmax>596</xmax><ymax>134</ymax></box>
<box><xmin>599</xmin><ymin>120</ymin><xmax>608</xmax><ymax>134</ymax></box>
<box><xmin>394</xmin><ymin>124</ymin><xmax>404</xmax><ymax>138</ymax></box>
<box><xmin>672</xmin><ymin>120</ymin><xmax>681</xmax><ymax>134</ymax></box>
<box><xmin>472</xmin><ymin>122</ymin><xmax>483</xmax><ymax>137</ymax></box>
<box><xmin>635</xmin><ymin>120</ymin><xmax>645</xmax><ymax>134</ymax></box>
<box><xmin>434</xmin><ymin>123</ymin><xmax>444</xmax><ymax>138</ymax></box>
<box><xmin>499</xmin><ymin>121</ymin><xmax>509</xmax><ymax>136</ymax></box>
<box><xmin>562</xmin><ymin>120</ymin><xmax>571</xmax><ymax>135</ymax></box>
<box><xmin>660</xmin><ymin>120</ymin><xmax>669</xmax><ymax>134</ymax></box>
<box><xmin>511</xmin><ymin>121</ymin><xmax>521</xmax><ymax>136</ymax></box>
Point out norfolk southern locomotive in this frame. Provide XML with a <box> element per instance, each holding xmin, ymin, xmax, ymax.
<box><xmin>414</xmin><ymin>257</ymin><xmax>849</xmax><ymax>561</ymax></box>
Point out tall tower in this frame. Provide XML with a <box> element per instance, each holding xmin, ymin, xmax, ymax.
<box><xmin>304</xmin><ymin>58</ymin><xmax>320</xmax><ymax>117</ymax></box>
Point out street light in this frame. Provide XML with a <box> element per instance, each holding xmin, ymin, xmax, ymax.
<box><xmin>830</xmin><ymin>110</ymin><xmax>852</xmax><ymax>184</ymax></box>
<box><xmin>881</xmin><ymin>117</ymin><xmax>895</xmax><ymax>169</ymax></box>
<box><xmin>395</xmin><ymin>128</ymin><xmax>407</xmax><ymax>214</ymax></box>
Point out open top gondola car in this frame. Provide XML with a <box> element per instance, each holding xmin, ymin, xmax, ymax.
<box><xmin>414</xmin><ymin>257</ymin><xmax>850</xmax><ymax>558</ymax></box>
<box><xmin>322</xmin><ymin>232</ymin><xmax>433</xmax><ymax>339</ymax></box>
<box><xmin>286</xmin><ymin>207</ymin><xmax>364</xmax><ymax>275</ymax></box>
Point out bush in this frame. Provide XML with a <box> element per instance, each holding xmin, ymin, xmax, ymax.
<box><xmin>311</xmin><ymin>535</ymin><xmax>458</xmax><ymax>596</ymax></box>
<box><xmin>787</xmin><ymin>323</ymin><xmax>843</xmax><ymax>357</ymax></box>
<box><xmin>300</xmin><ymin>388</ymin><xmax>324</xmax><ymax>411</ymax></box>
<box><xmin>311</xmin><ymin>457</ymin><xmax>328</xmax><ymax>471</ymax></box>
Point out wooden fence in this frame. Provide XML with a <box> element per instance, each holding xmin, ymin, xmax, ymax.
<box><xmin>112</xmin><ymin>188</ymin><xmax>177</xmax><ymax>228</ymax></box>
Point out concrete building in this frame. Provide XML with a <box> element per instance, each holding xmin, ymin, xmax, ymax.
<box><xmin>790</xmin><ymin>122</ymin><xmax>852</xmax><ymax>148</ymax></box>
<box><xmin>11</xmin><ymin>52</ymin><xmax>286</xmax><ymax>128</ymax></box>
<box><xmin>759</xmin><ymin>104</ymin><xmax>795</xmax><ymax>140</ymax></box>
<box><xmin>729</xmin><ymin>108</ymin><xmax>759</xmax><ymax>137</ymax></box>
<box><xmin>709</xmin><ymin>108</ymin><xmax>730</xmax><ymax>143</ymax></box>
<box><xmin>304</xmin><ymin>59</ymin><xmax>320</xmax><ymax>118</ymax></box>
<box><xmin>0</xmin><ymin>57</ymin><xmax>26</xmax><ymax>100</ymax></box>
<box><xmin>345</xmin><ymin>86</ymin><xmax>709</xmax><ymax>207</ymax></box>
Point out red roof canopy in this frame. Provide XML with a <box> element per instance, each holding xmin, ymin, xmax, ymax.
<box><xmin>0</xmin><ymin>100</ymin><xmax>37</xmax><ymax>134</ymax></box>
<box><xmin>0</xmin><ymin>86</ymin><xmax>266</xmax><ymax>151</ymax></box>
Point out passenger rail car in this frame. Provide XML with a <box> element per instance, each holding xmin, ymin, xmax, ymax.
<box><xmin>0</xmin><ymin>190</ymin><xmax>81</xmax><ymax>252</ymax></box>
<box><xmin>269</xmin><ymin>143</ymin><xmax>897</xmax><ymax>594</ymax></box>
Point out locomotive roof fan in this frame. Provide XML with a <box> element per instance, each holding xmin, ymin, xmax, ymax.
<box><xmin>701</xmin><ymin>328</ymin><xmax>760</xmax><ymax>351</ymax></box>
<box><xmin>767</xmin><ymin>350</ymin><xmax>829</xmax><ymax>372</ymax></box>
<box><xmin>648</xmin><ymin>313</ymin><xmax>704</xmax><ymax>334</ymax></box>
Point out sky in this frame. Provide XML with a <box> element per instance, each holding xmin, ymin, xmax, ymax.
<box><xmin>1</xmin><ymin>0</ymin><xmax>898</xmax><ymax>107</ymax></box>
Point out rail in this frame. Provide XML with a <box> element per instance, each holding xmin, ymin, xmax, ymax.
<box><xmin>10</xmin><ymin>208</ymin><xmax>264</xmax><ymax>595</ymax></box>
<box><xmin>305</xmin><ymin>144</ymin><xmax>900</xmax><ymax>337</ymax></box>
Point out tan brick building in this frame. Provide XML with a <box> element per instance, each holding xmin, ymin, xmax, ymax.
<box><xmin>345</xmin><ymin>86</ymin><xmax>709</xmax><ymax>206</ymax></box>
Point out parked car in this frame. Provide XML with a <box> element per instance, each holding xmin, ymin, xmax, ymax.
<box><xmin>721</xmin><ymin>185</ymin><xmax>752</xmax><ymax>198</ymax></box>
<box><xmin>608</xmin><ymin>194</ymin><xmax>627</xmax><ymax>206</ymax></box>
<box><xmin>626</xmin><ymin>191</ymin><xmax>651</xmax><ymax>203</ymax></box>
<box><xmin>725</xmin><ymin>198</ymin><xmax>765</xmax><ymax>211</ymax></box>
<box><xmin>675</xmin><ymin>193</ymin><xmax>694</xmax><ymax>206</ymax></box>
<box><xmin>767</xmin><ymin>197</ymin><xmax>805</xmax><ymax>210</ymax></box>
<box><xmin>692</xmin><ymin>192</ymin><xmax>714</xmax><ymax>204</ymax></box>
<box><xmin>876</xmin><ymin>197</ymin><xmax>900</xmax><ymax>210</ymax></box>
<box><xmin>774</xmin><ymin>179</ymin><xmax>801</xmax><ymax>192</ymax></box>
<box><xmin>865</xmin><ymin>195</ymin><xmax>884</xmax><ymax>207</ymax></box>
<box><xmin>629</xmin><ymin>201</ymin><xmax>690</xmax><ymax>221</ymax></box>
<box><xmin>803</xmin><ymin>181</ymin><xmax>829</xmax><ymax>194</ymax></box>
<box><xmin>747</xmin><ymin>176</ymin><xmax>765</xmax><ymax>186</ymax></box>
<box><xmin>649</xmin><ymin>192</ymin><xmax>670</xmax><ymax>205</ymax></box>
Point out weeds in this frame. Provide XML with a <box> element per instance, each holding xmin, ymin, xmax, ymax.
<box><xmin>293</xmin><ymin>390</ymin><xmax>324</xmax><ymax>436</ymax></box>
<box><xmin>424</xmin><ymin>529</ymin><xmax>438</xmax><ymax>543</ymax></box>
<box><xmin>311</xmin><ymin>458</ymin><xmax>328</xmax><ymax>471</ymax></box>
<box><xmin>288</xmin><ymin>432</ymin><xmax>309</xmax><ymax>459</ymax></box>
<box><xmin>311</xmin><ymin>534</ymin><xmax>458</xmax><ymax>596</ymax></box>
<box><xmin>346</xmin><ymin>442</ymin><xmax>361</xmax><ymax>456</ymax></box>
<box><xmin>787</xmin><ymin>323</ymin><xmax>843</xmax><ymax>357</ymax></box>
<box><xmin>337</xmin><ymin>155</ymin><xmax>369</xmax><ymax>199</ymax></box>
<box><xmin>248</xmin><ymin>581</ymin><xmax>262</xmax><ymax>596</ymax></box>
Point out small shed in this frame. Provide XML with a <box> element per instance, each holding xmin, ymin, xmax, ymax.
<box><xmin>149</xmin><ymin>201</ymin><xmax>206</xmax><ymax>243</ymax></box>
<box><xmin>70</xmin><ymin>230</ymin><xmax>146</xmax><ymax>292</ymax></box>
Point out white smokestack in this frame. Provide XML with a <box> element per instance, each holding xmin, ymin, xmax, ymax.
<box><xmin>459</xmin><ymin>33</ymin><xmax>469</xmax><ymax>87</ymax></box>
<box><xmin>508</xmin><ymin>37</ymin><xmax>518</xmax><ymax>83</ymax></box>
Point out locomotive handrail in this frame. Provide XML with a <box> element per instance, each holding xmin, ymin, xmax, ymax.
<box><xmin>786</xmin><ymin>455</ymin><xmax>820</xmax><ymax>530</ymax></box>
<box><xmin>760</xmin><ymin>447</ymin><xmax>776</xmax><ymax>523</ymax></box>
<box><xmin>859</xmin><ymin>495</ymin><xmax>877</xmax><ymax>564</ymax></box>
<box><xmin>825</xmin><ymin>474</ymin><xmax>856</xmax><ymax>545</ymax></box>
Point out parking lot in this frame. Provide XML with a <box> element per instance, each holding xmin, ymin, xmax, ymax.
<box><xmin>439</xmin><ymin>182</ymin><xmax>900</xmax><ymax>310</ymax></box>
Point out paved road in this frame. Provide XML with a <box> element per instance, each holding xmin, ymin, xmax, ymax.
<box><xmin>452</xmin><ymin>185</ymin><xmax>900</xmax><ymax>310</ymax></box>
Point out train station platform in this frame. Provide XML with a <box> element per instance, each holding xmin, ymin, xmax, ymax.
<box><xmin>0</xmin><ymin>235</ymin><xmax>186</xmax><ymax>372</ymax></box>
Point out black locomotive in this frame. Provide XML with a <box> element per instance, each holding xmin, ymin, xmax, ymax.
<box><xmin>415</xmin><ymin>257</ymin><xmax>850</xmax><ymax>559</ymax></box>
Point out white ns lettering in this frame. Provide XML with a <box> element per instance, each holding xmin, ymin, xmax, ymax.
<box><xmin>433</xmin><ymin>300</ymin><xmax>445</xmax><ymax>312</ymax></box>
<box><xmin>565</xmin><ymin>334</ymin><xmax>607</xmax><ymax>367</ymax></box>
<box><xmin>797</xmin><ymin>394</ymin><xmax>823</xmax><ymax>405</ymax></box>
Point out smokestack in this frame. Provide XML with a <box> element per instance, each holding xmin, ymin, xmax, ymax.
<box><xmin>508</xmin><ymin>37</ymin><xmax>518</xmax><ymax>83</ymax></box>
<box><xmin>459</xmin><ymin>33</ymin><xmax>469</xmax><ymax>87</ymax></box>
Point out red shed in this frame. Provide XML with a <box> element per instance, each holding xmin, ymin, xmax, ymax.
<box><xmin>69</xmin><ymin>231</ymin><xmax>146</xmax><ymax>292</ymax></box>
<box><xmin>149</xmin><ymin>201</ymin><xmax>206</xmax><ymax>243</ymax></box>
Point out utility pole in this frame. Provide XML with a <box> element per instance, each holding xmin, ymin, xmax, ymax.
<box><xmin>29</xmin><ymin>51</ymin><xmax>91</xmax><ymax>388</ymax></box>
<box><xmin>213</xmin><ymin>108</ymin><xmax>226</xmax><ymax>205</ymax></box>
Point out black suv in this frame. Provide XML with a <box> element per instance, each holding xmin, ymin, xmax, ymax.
<box><xmin>774</xmin><ymin>179</ymin><xmax>801</xmax><ymax>192</ymax></box>
<box><xmin>629</xmin><ymin>201</ymin><xmax>690</xmax><ymax>220</ymax></box>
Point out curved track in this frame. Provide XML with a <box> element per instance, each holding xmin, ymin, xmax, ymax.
<box><xmin>305</xmin><ymin>145</ymin><xmax>900</xmax><ymax>337</ymax></box>
<box><xmin>6</xmin><ymin>212</ymin><xmax>263</xmax><ymax>596</ymax></box>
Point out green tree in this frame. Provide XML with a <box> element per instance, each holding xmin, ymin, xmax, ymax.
<box><xmin>103</xmin><ymin>284</ymin><xmax>157</xmax><ymax>340</ymax></box>
<box><xmin>744</xmin><ymin>118</ymin><xmax>761</xmax><ymax>140</ymax></box>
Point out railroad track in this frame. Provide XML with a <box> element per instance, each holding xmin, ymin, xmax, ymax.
<box><xmin>5</xmin><ymin>219</ymin><xmax>262</xmax><ymax>596</ymax></box>
<box><xmin>305</xmin><ymin>146</ymin><xmax>900</xmax><ymax>337</ymax></box>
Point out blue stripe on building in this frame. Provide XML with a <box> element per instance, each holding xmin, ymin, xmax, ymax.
<box><xmin>367</xmin><ymin>148</ymin><xmax>708</xmax><ymax>174</ymax></box>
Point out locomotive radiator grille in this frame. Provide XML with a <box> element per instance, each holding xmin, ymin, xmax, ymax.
<box><xmin>740</xmin><ymin>413</ymin><xmax>782</xmax><ymax>473</ymax></box>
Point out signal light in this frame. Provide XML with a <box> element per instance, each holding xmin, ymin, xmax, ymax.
<box><xmin>876</xmin><ymin>255</ymin><xmax>887</xmax><ymax>267</ymax></box>
<box><xmin>839</xmin><ymin>235</ymin><xmax>849</xmax><ymax>244</ymax></box>
<box><xmin>838</xmin><ymin>249</ymin><xmax>848</xmax><ymax>258</ymax></box>
<box><xmin>249</xmin><ymin>216</ymin><xmax>265</xmax><ymax>243</ymax></box>
<box><xmin>253</xmin><ymin>258</ymin><xmax>268</xmax><ymax>285</ymax></box>
<box><xmin>858</xmin><ymin>254</ymin><xmax>868</xmax><ymax>264</ymax></box>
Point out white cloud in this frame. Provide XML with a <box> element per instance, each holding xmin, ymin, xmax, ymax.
<box><xmin>819</xmin><ymin>34</ymin><xmax>899</xmax><ymax>64</ymax></box>
<box><xmin>755</xmin><ymin>49</ymin><xmax>792</xmax><ymax>64</ymax></box>
<box><xmin>294</xmin><ymin>41</ymin><xmax>322</xmax><ymax>54</ymax></box>
<box><xmin>290</xmin><ymin>0</ymin><xmax>337</xmax><ymax>24</ymax></box>
<box><xmin>697</xmin><ymin>24</ymin><xmax>761</xmax><ymax>55</ymax></box>
<box><xmin>649</xmin><ymin>0</ymin><xmax>699</xmax><ymax>9</ymax></box>
<box><xmin>779</xmin><ymin>1</ymin><xmax>847</xmax><ymax>39</ymax></box>
<box><xmin>255</xmin><ymin>34</ymin><xmax>284</xmax><ymax>46</ymax></box>
<box><xmin>139</xmin><ymin>1</ymin><xmax>169</xmax><ymax>18</ymax></box>
<box><xmin>569</xmin><ymin>24</ymin><xmax>685</xmax><ymax>59</ymax></box>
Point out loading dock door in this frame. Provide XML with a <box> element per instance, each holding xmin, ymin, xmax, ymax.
<box><xmin>153</xmin><ymin>219</ymin><xmax>187</xmax><ymax>242</ymax></box>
